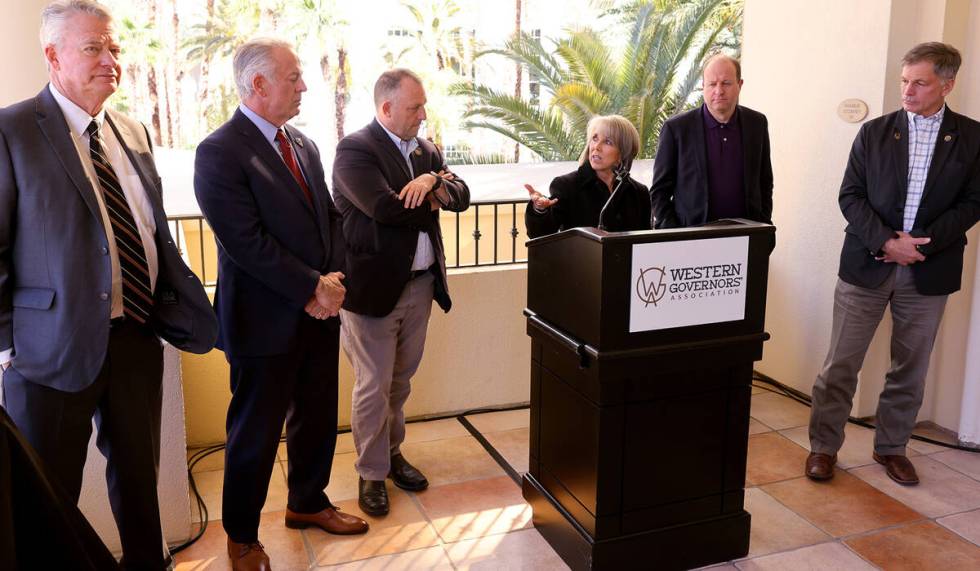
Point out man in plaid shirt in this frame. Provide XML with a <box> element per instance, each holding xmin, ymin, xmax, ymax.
<box><xmin>805</xmin><ymin>42</ymin><xmax>980</xmax><ymax>486</ymax></box>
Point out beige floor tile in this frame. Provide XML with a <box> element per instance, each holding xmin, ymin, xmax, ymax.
<box><xmin>174</xmin><ymin>510</ymin><xmax>311</xmax><ymax>571</ymax></box>
<box><xmin>482</xmin><ymin>428</ymin><xmax>529</xmax><ymax>474</ymax></box>
<box><xmin>403</xmin><ymin>417</ymin><xmax>472</xmax><ymax>443</ymax></box>
<box><xmin>745</xmin><ymin>432</ymin><xmax>810</xmax><ymax>486</ymax></box>
<box><xmin>779</xmin><ymin>423</ymin><xmax>916</xmax><ymax>469</ymax></box>
<box><xmin>323</xmin><ymin>452</ymin><xmax>360</xmax><ymax>503</ymax></box>
<box><xmin>398</xmin><ymin>435</ymin><xmax>506</xmax><ymax>487</ymax></box>
<box><xmin>907</xmin><ymin>426</ymin><xmax>957</xmax><ymax>454</ymax></box>
<box><xmin>416</xmin><ymin>476</ymin><xmax>532</xmax><ymax>542</ymax></box>
<box><xmin>761</xmin><ymin>471</ymin><xmax>923</xmax><ymax>537</ymax></box>
<box><xmin>749</xmin><ymin>393</ymin><xmax>811</xmax><ymax>431</ymax></box>
<box><xmin>743</xmin><ymin>488</ymin><xmax>831</xmax><ymax>557</ymax></box>
<box><xmin>939</xmin><ymin>508</ymin><xmax>980</xmax><ymax>546</ymax></box>
<box><xmin>464</xmin><ymin>409</ymin><xmax>530</xmax><ymax>433</ymax></box>
<box><xmin>735</xmin><ymin>542</ymin><xmax>876</xmax><ymax>571</ymax></box>
<box><xmin>308</xmin><ymin>488</ymin><xmax>441</xmax><ymax>566</ymax></box>
<box><xmin>849</xmin><ymin>455</ymin><xmax>980</xmax><ymax>518</ymax></box>
<box><xmin>750</xmin><ymin>384</ymin><xmax>766</xmax><ymax>395</ymax></box>
<box><xmin>845</xmin><ymin>521</ymin><xmax>980</xmax><ymax>569</ymax></box>
<box><xmin>191</xmin><ymin>464</ymin><xmax>289</xmax><ymax>523</ymax></box>
<box><xmin>696</xmin><ymin>565</ymin><xmax>739</xmax><ymax>571</ymax></box>
<box><xmin>747</xmin><ymin>418</ymin><xmax>772</xmax><ymax>435</ymax></box>
<box><xmin>188</xmin><ymin>446</ymin><xmax>226</xmax><ymax>473</ymax></box>
<box><xmin>931</xmin><ymin>448</ymin><xmax>980</xmax><ymax>481</ymax></box>
<box><xmin>445</xmin><ymin>528</ymin><xmax>570</xmax><ymax>570</ymax></box>
<box><xmin>319</xmin><ymin>545</ymin><xmax>454</xmax><ymax>570</ymax></box>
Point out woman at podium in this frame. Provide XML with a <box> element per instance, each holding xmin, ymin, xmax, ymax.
<box><xmin>525</xmin><ymin>114</ymin><xmax>651</xmax><ymax>238</ymax></box>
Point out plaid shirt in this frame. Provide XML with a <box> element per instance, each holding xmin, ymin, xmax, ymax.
<box><xmin>904</xmin><ymin>106</ymin><xmax>945</xmax><ymax>231</ymax></box>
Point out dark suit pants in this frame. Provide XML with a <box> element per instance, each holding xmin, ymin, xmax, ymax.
<box><xmin>2</xmin><ymin>318</ymin><xmax>166</xmax><ymax>570</ymax></box>
<box><xmin>222</xmin><ymin>318</ymin><xmax>339</xmax><ymax>543</ymax></box>
<box><xmin>809</xmin><ymin>266</ymin><xmax>947</xmax><ymax>457</ymax></box>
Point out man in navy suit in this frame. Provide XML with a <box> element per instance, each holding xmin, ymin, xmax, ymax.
<box><xmin>0</xmin><ymin>1</ymin><xmax>217</xmax><ymax>569</ymax></box>
<box><xmin>194</xmin><ymin>39</ymin><xmax>366</xmax><ymax>571</ymax></box>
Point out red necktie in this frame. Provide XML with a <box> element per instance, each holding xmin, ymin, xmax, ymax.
<box><xmin>275</xmin><ymin>130</ymin><xmax>313</xmax><ymax>205</ymax></box>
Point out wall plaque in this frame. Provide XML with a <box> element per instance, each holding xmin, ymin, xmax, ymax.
<box><xmin>837</xmin><ymin>98</ymin><xmax>869</xmax><ymax>123</ymax></box>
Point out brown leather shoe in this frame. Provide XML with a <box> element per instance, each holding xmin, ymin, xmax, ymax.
<box><xmin>227</xmin><ymin>538</ymin><xmax>271</xmax><ymax>571</ymax></box>
<box><xmin>285</xmin><ymin>506</ymin><xmax>369</xmax><ymax>535</ymax></box>
<box><xmin>873</xmin><ymin>452</ymin><xmax>919</xmax><ymax>485</ymax></box>
<box><xmin>805</xmin><ymin>452</ymin><xmax>836</xmax><ymax>480</ymax></box>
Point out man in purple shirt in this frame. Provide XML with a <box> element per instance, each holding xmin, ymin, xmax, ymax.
<box><xmin>650</xmin><ymin>54</ymin><xmax>773</xmax><ymax>229</ymax></box>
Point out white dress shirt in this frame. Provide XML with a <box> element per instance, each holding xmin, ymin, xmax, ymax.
<box><xmin>378</xmin><ymin>122</ymin><xmax>435</xmax><ymax>271</ymax></box>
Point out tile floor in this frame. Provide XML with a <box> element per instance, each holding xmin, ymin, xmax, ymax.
<box><xmin>176</xmin><ymin>392</ymin><xmax>980</xmax><ymax>570</ymax></box>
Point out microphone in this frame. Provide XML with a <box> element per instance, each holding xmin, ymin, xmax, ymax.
<box><xmin>597</xmin><ymin>162</ymin><xmax>630</xmax><ymax>231</ymax></box>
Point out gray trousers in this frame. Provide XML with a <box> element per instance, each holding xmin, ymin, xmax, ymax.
<box><xmin>809</xmin><ymin>266</ymin><xmax>947</xmax><ymax>456</ymax></box>
<box><xmin>341</xmin><ymin>273</ymin><xmax>434</xmax><ymax>480</ymax></box>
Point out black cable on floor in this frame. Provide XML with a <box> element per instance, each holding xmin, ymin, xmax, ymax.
<box><xmin>457</xmin><ymin>414</ymin><xmax>524</xmax><ymax>487</ymax></box>
<box><xmin>752</xmin><ymin>370</ymin><xmax>980</xmax><ymax>454</ymax></box>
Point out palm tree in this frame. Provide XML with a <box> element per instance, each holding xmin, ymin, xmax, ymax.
<box><xmin>451</xmin><ymin>0</ymin><xmax>742</xmax><ymax>161</ymax></box>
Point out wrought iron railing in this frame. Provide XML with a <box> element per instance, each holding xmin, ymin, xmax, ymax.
<box><xmin>167</xmin><ymin>198</ymin><xmax>529</xmax><ymax>287</ymax></box>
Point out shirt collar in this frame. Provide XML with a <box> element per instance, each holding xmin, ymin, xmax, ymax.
<box><xmin>378</xmin><ymin>120</ymin><xmax>419</xmax><ymax>154</ymax></box>
<box><xmin>239</xmin><ymin>103</ymin><xmax>282</xmax><ymax>145</ymax></box>
<box><xmin>907</xmin><ymin>104</ymin><xmax>946</xmax><ymax>126</ymax></box>
<box><xmin>49</xmin><ymin>83</ymin><xmax>106</xmax><ymax>138</ymax></box>
<box><xmin>702</xmin><ymin>103</ymin><xmax>739</xmax><ymax>129</ymax></box>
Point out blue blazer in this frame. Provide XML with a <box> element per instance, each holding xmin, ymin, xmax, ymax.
<box><xmin>0</xmin><ymin>87</ymin><xmax>217</xmax><ymax>392</ymax></box>
<box><xmin>194</xmin><ymin>109</ymin><xmax>345</xmax><ymax>357</ymax></box>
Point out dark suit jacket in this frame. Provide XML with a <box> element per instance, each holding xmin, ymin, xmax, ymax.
<box><xmin>838</xmin><ymin>107</ymin><xmax>980</xmax><ymax>295</ymax></box>
<box><xmin>650</xmin><ymin>105</ymin><xmax>773</xmax><ymax>228</ymax></box>
<box><xmin>194</xmin><ymin>109</ymin><xmax>345</xmax><ymax>357</ymax></box>
<box><xmin>0</xmin><ymin>87</ymin><xmax>216</xmax><ymax>392</ymax></box>
<box><xmin>525</xmin><ymin>163</ymin><xmax>651</xmax><ymax>238</ymax></box>
<box><xmin>332</xmin><ymin>119</ymin><xmax>470</xmax><ymax>317</ymax></box>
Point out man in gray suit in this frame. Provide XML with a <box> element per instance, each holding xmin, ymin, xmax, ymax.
<box><xmin>0</xmin><ymin>2</ymin><xmax>216</xmax><ymax>568</ymax></box>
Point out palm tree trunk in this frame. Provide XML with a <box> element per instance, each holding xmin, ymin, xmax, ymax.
<box><xmin>513</xmin><ymin>0</ymin><xmax>522</xmax><ymax>162</ymax></box>
<box><xmin>170</xmin><ymin>0</ymin><xmax>183</xmax><ymax>147</ymax></box>
<box><xmin>197</xmin><ymin>0</ymin><xmax>215</xmax><ymax>134</ymax></box>
<box><xmin>146</xmin><ymin>0</ymin><xmax>162</xmax><ymax>145</ymax></box>
<box><xmin>335</xmin><ymin>46</ymin><xmax>348</xmax><ymax>141</ymax></box>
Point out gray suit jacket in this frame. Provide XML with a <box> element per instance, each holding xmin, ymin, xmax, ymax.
<box><xmin>0</xmin><ymin>86</ymin><xmax>217</xmax><ymax>392</ymax></box>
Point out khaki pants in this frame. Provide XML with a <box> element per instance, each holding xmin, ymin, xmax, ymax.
<box><xmin>341</xmin><ymin>273</ymin><xmax>435</xmax><ymax>480</ymax></box>
<box><xmin>809</xmin><ymin>266</ymin><xmax>947</xmax><ymax>457</ymax></box>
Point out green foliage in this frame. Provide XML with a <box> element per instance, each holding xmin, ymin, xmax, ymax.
<box><xmin>452</xmin><ymin>0</ymin><xmax>743</xmax><ymax>161</ymax></box>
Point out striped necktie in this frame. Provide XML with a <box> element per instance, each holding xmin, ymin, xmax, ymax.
<box><xmin>275</xmin><ymin>129</ymin><xmax>313</xmax><ymax>205</ymax></box>
<box><xmin>87</xmin><ymin>120</ymin><xmax>154</xmax><ymax>324</ymax></box>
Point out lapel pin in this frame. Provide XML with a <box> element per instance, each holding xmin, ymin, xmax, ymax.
<box><xmin>295</xmin><ymin>137</ymin><xmax>304</xmax><ymax>148</ymax></box>
<box><xmin>894</xmin><ymin>132</ymin><xmax>901</xmax><ymax>140</ymax></box>
<box><xmin>413</xmin><ymin>148</ymin><xmax>422</xmax><ymax>157</ymax></box>
<box><xmin>944</xmin><ymin>134</ymin><xmax>952</xmax><ymax>142</ymax></box>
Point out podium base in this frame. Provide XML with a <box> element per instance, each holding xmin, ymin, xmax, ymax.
<box><xmin>523</xmin><ymin>474</ymin><xmax>750</xmax><ymax>570</ymax></box>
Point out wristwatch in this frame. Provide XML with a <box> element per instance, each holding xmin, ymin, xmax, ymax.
<box><xmin>429</xmin><ymin>171</ymin><xmax>443</xmax><ymax>192</ymax></box>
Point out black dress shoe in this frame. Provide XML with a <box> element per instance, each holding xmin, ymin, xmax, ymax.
<box><xmin>358</xmin><ymin>477</ymin><xmax>389</xmax><ymax>516</ymax></box>
<box><xmin>389</xmin><ymin>453</ymin><xmax>429</xmax><ymax>491</ymax></box>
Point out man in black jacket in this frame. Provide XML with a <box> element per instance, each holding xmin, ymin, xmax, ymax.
<box><xmin>805</xmin><ymin>42</ymin><xmax>980</xmax><ymax>486</ymax></box>
<box><xmin>332</xmin><ymin>69</ymin><xmax>470</xmax><ymax>516</ymax></box>
<box><xmin>650</xmin><ymin>54</ymin><xmax>773</xmax><ymax>228</ymax></box>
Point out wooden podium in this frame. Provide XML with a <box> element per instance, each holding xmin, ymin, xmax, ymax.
<box><xmin>523</xmin><ymin>220</ymin><xmax>774</xmax><ymax>570</ymax></box>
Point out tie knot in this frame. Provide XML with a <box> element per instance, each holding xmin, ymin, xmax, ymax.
<box><xmin>86</xmin><ymin>120</ymin><xmax>100</xmax><ymax>138</ymax></box>
<box><xmin>276</xmin><ymin>129</ymin><xmax>288</xmax><ymax>144</ymax></box>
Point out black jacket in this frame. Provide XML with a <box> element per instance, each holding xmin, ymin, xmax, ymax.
<box><xmin>838</xmin><ymin>107</ymin><xmax>980</xmax><ymax>295</ymax></box>
<box><xmin>332</xmin><ymin>120</ymin><xmax>470</xmax><ymax>317</ymax></box>
<box><xmin>525</xmin><ymin>163</ymin><xmax>651</xmax><ymax>238</ymax></box>
<box><xmin>650</xmin><ymin>105</ymin><xmax>773</xmax><ymax>228</ymax></box>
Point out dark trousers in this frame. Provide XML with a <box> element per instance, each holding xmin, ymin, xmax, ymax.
<box><xmin>3</xmin><ymin>319</ymin><xmax>166</xmax><ymax>571</ymax></box>
<box><xmin>222</xmin><ymin>318</ymin><xmax>340</xmax><ymax>543</ymax></box>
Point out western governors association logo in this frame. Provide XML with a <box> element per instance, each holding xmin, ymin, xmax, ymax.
<box><xmin>636</xmin><ymin>266</ymin><xmax>667</xmax><ymax>307</ymax></box>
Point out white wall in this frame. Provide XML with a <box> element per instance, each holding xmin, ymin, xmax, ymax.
<box><xmin>744</xmin><ymin>0</ymin><xmax>980</xmax><ymax>438</ymax></box>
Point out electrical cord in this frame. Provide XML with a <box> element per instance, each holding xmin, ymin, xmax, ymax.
<box><xmin>751</xmin><ymin>370</ymin><xmax>980</xmax><ymax>453</ymax></box>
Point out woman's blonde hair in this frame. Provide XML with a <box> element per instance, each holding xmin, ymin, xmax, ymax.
<box><xmin>578</xmin><ymin>114</ymin><xmax>641</xmax><ymax>168</ymax></box>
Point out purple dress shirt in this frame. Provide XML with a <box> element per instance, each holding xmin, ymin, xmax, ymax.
<box><xmin>702</xmin><ymin>104</ymin><xmax>746</xmax><ymax>221</ymax></box>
